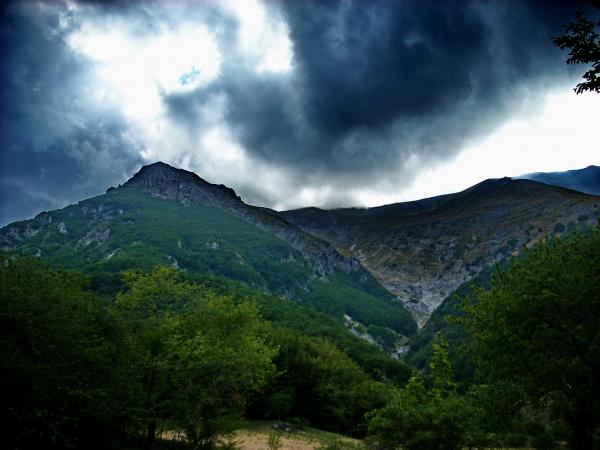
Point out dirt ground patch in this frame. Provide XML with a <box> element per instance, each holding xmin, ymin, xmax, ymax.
<box><xmin>233</xmin><ymin>432</ymin><xmax>320</xmax><ymax>450</ymax></box>
<box><xmin>159</xmin><ymin>421</ymin><xmax>363</xmax><ymax>449</ymax></box>
<box><xmin>228</xmin><ymin>422</ymin><xmax>362</xmax><ymax>450</ymax></box>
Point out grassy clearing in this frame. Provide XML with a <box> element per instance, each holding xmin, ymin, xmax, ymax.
<box><xmin>228</xmin><ymin>421</ymin><xmax>363</xmax><ymax>450</ymax></box>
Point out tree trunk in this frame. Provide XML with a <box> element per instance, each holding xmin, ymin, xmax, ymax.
<box><xmin>143</xmin><ymin>420</ymin><xmax>156</xmax><ymax>450</ymax></box>
<box><xmin>569</xmin><ymin>411</ymin><xmax>595</xmax><ymax>450</ymax></box>
<box><xmin>142</xmin><ymin>365</ymin><xmax>157</xmax><ymax>450</ymax></box>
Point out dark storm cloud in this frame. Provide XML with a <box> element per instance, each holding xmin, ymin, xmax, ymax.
<box><xmin>160</xmin><ymin>0</ymin><xmax>592</xmax><ymax>206</ymax></box>
<box><xmin>278</xmin><ymin>0</ymin><xmax>585</xmax><ymax>160</ymax></box>
<box><xmin>0</xmin><ymin>1</ymin><xmax>143</xmax><ymax>225</ymax></box>
<box><xmin>0</xmin><ymin>0</ymin><xmax>594</xmax><ymax>224</ymax></box>
<box><xmin>287</xmin><ymin>0</ymin><xmax>586</xmax><ymax>136</ymax></box>
<box><xmin>286</xmin><ymin>0</ymin><xmax>491</xmax><ymax>133</ymax></box>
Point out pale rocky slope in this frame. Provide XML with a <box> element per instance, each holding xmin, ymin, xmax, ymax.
<box><xmin>282</xmin><ymin>178</ymin><xmax>600</xmax><ymax>324</ymax></box>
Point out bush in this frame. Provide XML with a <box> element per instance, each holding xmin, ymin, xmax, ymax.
<box><xmin>367</xmin><ymin>341</ymin><xmax>485</xmax><ymax>450</ymax></box>
<box><xmin>267</xmin><ymin>432</ymin><xmax>283</xmax><ymax>450</ymax></box>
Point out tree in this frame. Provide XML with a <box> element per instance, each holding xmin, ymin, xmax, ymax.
<box><xmin>553</xmin><ymin>1</ymin><xmax>600</xmax><ymax>94</ymax></box>
<box><xmin>115</xmin><ymin>267</ymin><xmax>199</xmax><ymax>450</ymax></box>
<box><xmin>428</xmin><ymin>338</ymin><xmax>456</xmax><ymax>399</ymax></box>
<box><xmin>169</xmin><ymin>296</ymin><xmax>276</xmax><ymax>448</ymax></box>
<box><xmin>367</xmin><ymin>338</ymin><xmax>483</xmax><ymax>450</ymax></box>
<box><xmin>249</xmin><ymin>327</ymin><xmax>386</xmax><ymax>435</ymax></box>
<box><xmin>460</xmin><ymin>230</ymin><xmax>600</xmax><ymax>450</ymax></box>
<box><xmin>0</xmin><ymin>256</ymin><xmax>126</xmax><ymax>450</ymax></box>
<box><xmin>115</xmin><ymin>267</ymin><xmax>277</xmax><ymax>449</ymax></box>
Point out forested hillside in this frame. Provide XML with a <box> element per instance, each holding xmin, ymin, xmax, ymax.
<box><xmin>3</xmin><ymin>228</ymin><xmax>599</xmax><ymax>450</ymax></box>
<box><xmin>2</xmin><ymin>163</ymin><xmax>599</xmax><ymax>450</ymax></box>
<box><xmin>0</xmin><ymin>163</ymin><xmax>416</xmax><ymax>337</ymax></box>
<box><xmin>3</xmin><ymin>0</ymin><xmax>600</xmax><ymax>447</ymax></box>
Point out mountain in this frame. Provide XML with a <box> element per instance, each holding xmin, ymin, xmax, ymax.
<box><xmin>281</xmin><ymin>177</ymin><xmax>600</xmax><ymax>324</ymax></box>
<box><xmin>0</xmin><ymin>162</ymin><xmax>417</xmax><ymax>335</ymax></box>
<box><xmin>518</xmin><ymin>165</ymin><xmax>600</xmax><ymax>195</ymax></box>
<box><xmin>3</xmin><ymin>162</ymin><xmax>599</xmax><ymax>332</ymax></box>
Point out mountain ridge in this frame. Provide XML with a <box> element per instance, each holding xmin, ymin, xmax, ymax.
<box><xmin>3</xmin><ymin>162</ymin><xmax>599</xmax><ymax>327</ymax></box>
<box><xmin>281</xmin><ymin>176</ymin><xmax>600</xmax><ymax>323</ymax></box>
<box><xmin>0</xmin><ymin>161</ymin><xmax>418</xmax><ymax>336</ymax></box>
<box><xmin>517</xmin><ymin>164</ymin><xmax>600</xmax><ymax>195</ymax></box>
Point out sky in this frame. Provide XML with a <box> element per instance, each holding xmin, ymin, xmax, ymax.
<box><xmin>1</xmin><ymin>0</ymin><xmax>599</xmax><ymax>225</ymax></box>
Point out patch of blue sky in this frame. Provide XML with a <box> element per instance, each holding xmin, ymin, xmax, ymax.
<box><xmin>179</xmin><ymin>66</ymin><xmax>200</xmax><ymax>86</ymax></box>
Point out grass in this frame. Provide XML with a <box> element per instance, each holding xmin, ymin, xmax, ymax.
<box><xmin>230</xmin><ymin>421</ymin><xmax>364</xmax><ymax>450</ymax></box>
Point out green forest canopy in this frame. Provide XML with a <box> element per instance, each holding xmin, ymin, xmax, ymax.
<box><xmin>2</xmin><ymin>227</ymin><xmax>599</xmax><ymax>449</ymax></box>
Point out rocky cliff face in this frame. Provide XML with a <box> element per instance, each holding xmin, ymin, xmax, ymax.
<box><xmin>282</xmin><ymin>178</ymin><xmax>600</xmax><ymax>324</ymax></box>
<box><xmin>121</xmin><ymin>162</ymin><xmax>241</xmax><ymax>206</ymax></box>
<box><xmin>230</xmin><ymin>205</ymin><xmax>361</xmax><ymax>279</ymax></box>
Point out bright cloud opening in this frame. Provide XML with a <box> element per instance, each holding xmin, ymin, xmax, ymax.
<box><xmin>68</xmin><ymin>22</ymin><xmax>221</xmax><ymax>120</ymax></box>
<box><xmin>388</xmin><ymin>90</ymin><xmax>600</xmax><ymax>205</ymax></box>
<box><xmin>224</xmin><ymin>0</ymin><xmax>293</xmax><ymax>74</ymax></box>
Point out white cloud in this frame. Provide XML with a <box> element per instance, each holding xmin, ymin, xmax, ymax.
<box><xmin>384</xmin><ymin>89</ymin><xmax>600</xmax><ymax>205</ymax></box>
<box><xmin>222</xmin><ymin>0</ymin><xmax>293</xmax><ymax>74</ymax></box>
<box><xmin>59</xmin><ymin>2</ymin><xmax>599</xmax><ymax>212</ymax></box>
<box><xmin>263</xmin><ymin>88</ymin><xmax>600</xmax><ymax>211</ymax></box>
<box><xmin>68</xmin><ymin>20</ymin><xmax>221</xmax><ymax>120</ymax></box>
<box><xmin>60</xmin><ymin>0</ymin><xmax>297</xmax><ymax>207</ymax></box>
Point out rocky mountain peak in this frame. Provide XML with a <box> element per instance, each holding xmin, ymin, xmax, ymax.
<box><xmin>120</xmin><ymin>162</ymin><xmax>241</xmax><ymax>206</ymax></box>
